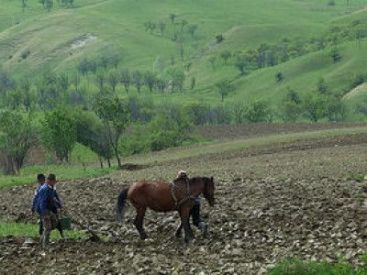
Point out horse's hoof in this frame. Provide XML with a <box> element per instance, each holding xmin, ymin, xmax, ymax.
<box><xmin>184</xmin><ymin>235</ymin><xmax>194</xmax><ymax>244</ymax></box>
<box><xmin>175</xmin><ymin>230</ymin><xmax>182</xmax><ymax>238</ymax></box>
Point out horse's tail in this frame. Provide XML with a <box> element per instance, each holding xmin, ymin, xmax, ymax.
<box><xmin>116</xmin><ymin>187</ymin><xmax>129</xmax><ymax>223</ymax></box>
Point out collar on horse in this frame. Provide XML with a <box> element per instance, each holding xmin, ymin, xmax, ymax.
<box><xmin>171</xmin><ymin>178</ymin><xmax>195</xmax><ymax>210</ymax></box>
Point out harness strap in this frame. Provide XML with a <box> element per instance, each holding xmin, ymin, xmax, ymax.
<box><xmin>171</xmin><ymin>179</ymin><xmax>195</xmax><ymax>210</ymax></box>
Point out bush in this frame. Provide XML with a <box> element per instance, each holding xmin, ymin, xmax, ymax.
<box><xmin>215</xmin><ymin>34</ymin><xmax>224</xmax><ymax>43</ymax></box>
<box><xmin>121</xmin><ymin>111</ymin><xmax>194</xmax><ymax>156</ymax></box>
<box><xmin>326</xmin><ymin>97</ymin><xmax>348</xmax><ymax>122</ymax></box>
<box><xmin>244</xmin><ymin>100</ymin><xmax>273</xmax><ymax>123</ymax></box>
<box><xmin>327</xmin><ymin>0</ymin><xmax>336</xmax><ymax>6</ymax></box>
<box><xmin>350</xmin><ymin>74</ymin><xmax>365</xmax><ymax>89</ymax></box>
<box><xmin>282</xmin><ymin>101</ymin><xmax>302</xmax><ymax>122</ymax></box>
<box><xmin>302</xmin><ymin>92</ymin><xmax>328</xmax><ymax>122</ymax></box>
<box><xmin>21</xmin><ymin>49</ymin><xmax>30</xmax><ymax>60</ymax></box>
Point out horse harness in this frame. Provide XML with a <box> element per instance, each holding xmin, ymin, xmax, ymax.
<box><xmin>171</xmin><ymin>178</ymin><xmax>196</xmax><ymax>210</ymax></box>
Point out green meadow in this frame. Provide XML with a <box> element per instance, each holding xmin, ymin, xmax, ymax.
<box><xmin>1</xmin><ymin>0</ymin><xmax>367</xmax><ymax>108</ymax></box>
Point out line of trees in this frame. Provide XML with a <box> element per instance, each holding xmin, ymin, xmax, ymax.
<box><xmin>38</xmin><ymin>0</ymin><xmax>75</xmax><ymax>12</ymax></box>
<box><xmin>144</xmin><ymin>13</ymin><xmax>199</xmax><ymax>42</ymax></box>
<box><xmin>282</xmin><ymin>81</ymin><xmax>348</xmax><ymax>123</ymax></box>
<box><xmin>208</xmin><ymin>19</ymin><xmax>367</xmax><ymax>77</ymax></box>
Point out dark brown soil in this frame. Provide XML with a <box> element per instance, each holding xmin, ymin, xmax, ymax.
<box><xmin>1</xmin><ymin>132</ymin><xmax>367</xmax><ymax>274</ymax></box>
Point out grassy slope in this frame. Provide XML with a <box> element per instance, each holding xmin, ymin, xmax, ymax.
<box><xmin>1</xmin><ymin>125</ymin><xmax>366</xmax><ymax>189</ymax></box>
<box><xmin>124</xmin><ymin>126</ymin><xmax>367</xmax><ymax>165</ymax></box>
<box><xmin>1</xmin><ymin>0</ymin><xmax>367</xmax><ymax>107</ymax></box>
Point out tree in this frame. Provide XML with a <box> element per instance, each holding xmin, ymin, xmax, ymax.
<box><xmin>39</xmin><ymin>0</ymin><xmax>46</xmax><ymax>8</ymax></box>
<box><xmin>156</xmin><ymin>78</ymin><xmax>168</xmax><ymax>93</ymax></box>
<box><xmin>190</xmin><ymin>77</ymin><xmax>196</xmax><ymax>90</ymax></box>
<box><xmin>75</xmin><ymin>111</ymin><xmax>113</xmax><ymax>168</ymax></box>
<box><xmin>0</xmin><ymin>111</ymin><xmax>36</xmax><ymax>174</ymax></box>
<box><xmin>245</xmin><ymin>101</ymin><xmax>273</xmax><ymax>123</ymax></box>
<box><xmin>132</xmin><ymin>71</ymin><xmax>143</xmax><ymax>93</ymax></box>
<box><xmin>317</xmin><ymin>78</ymin><xmax>328</xmax><ymax>94</ymax></box>
<box><xmin>78</xmin><ymin>58</ymin><xmax>97</xmax><ymax>75</ymax></box>
<box><xmin>220</xmin><ymin>50</ymin><xmax>232</xmax><ymax>65</ymax></box>
<box><xmin>169</xmin><ymin>13</ymin><xmax>176</xmax><ymax>24</ymax></box>
<box><xmin>21</xmin><ymin>0</ymin><xmax>27</xmax><ymax>12</ymax></box>
<box><xmin>180</xmin><ymin>19</ymin><xmax>188</xmax><ymax>32</ymax></box>
<box><xmin>232</xmin><ymin>102</ymin><xmax>246</xmax><ymax>124</ymax></box>
<box><xmin>158</xmin><ymin>21</ymin><xmax>166</xmax><ymax>35</ymax></box>
<box><xmin>93</xmin><ymin>95</ymin><xmax>130</xmax><ymax>168</ymax></box>
<box><xmin>208</xmin><ymin>56</ymin><xmax>217</xmax><ymax>70</ymax></box>
<box><xmin>187</xmin><ymin>24</ymin><xmax>198</xmax><ymax>38</ymax></box>
<box><xmin>19</xmin><ymin>78</ymin><xmax>34</xmax><ymax>111</ymax></box>
<box><xmin>0</xmin><ymin>71</ymin><xmax>15</xmax><ymax>94</ymax></box>
<box><xmin>96</xmin><ymin>71</ymin><xmax>105</xmax><ymax>93</ymax></box>
<box><xmin>143</xmin><ymin>71</ymin><xmax>157</xmax><ymax>92</ymax></box>
<box><xmin>235</xmin><ymin>54</ymin><xmax>248</xmax><ymax>75</ymax></box>
<box><xmin>43</xmin><ymin>107</ymin><xmax>77</xmax><ymax>162</ymax></box>
<box><xmin>282</xmin><ymin>89</ymin><xmax>302</xmax><ymax>122</ymax></box>
<box><xmin>330</xmin><ymin>47</ymin><xmax>342</xmax><ymax>63</ymax></box>
<box><xmin>37</xmin><ymin>71</ymin><xmax>64</xmax><ymax>109</ymax></box>
<box><xmin>326</xmin><ymin>97</ymin><xmax>348</xmax><ymax>122</ymax></box>
<box><xmin>61</xmin><ymin>0</ymin><xmax>74</xmax><ymax>7</ymax></box>
<box><xmin>286</xmin><ymin>87</ymin><xmax>301</xmax><ymax>104</ymax></box>
<box><xmin>108</xmin><ymin>70</ymin><xmax>119</xmax><ymax>92</ymax></box>
<box><xmin>120</xmin><ymin>69</ymin><xmax>131</xmax><ymax>92</ymax></box>
<box><xmin>169</xmin><ymin>69</ymin><xmax>185</xmax><ymax>92</ymax></box>
<box><xmin>302</xmin><ymin>92</ymin><xmax>328</xmax><ymax>122</ymax></box>
<box><xmin>44</xmin><ymin>0</ymin><xmax>53</xmax><ymax>11</ymax></box>
<box><xmin>98</xmin><ymin>51</ymin><xmax>121</xmax><ymax>69</ymax></box>
<box><xmin>275</xmin><ymin>72</ymin><xmax>284</xmax><ymax>83</ymax></box>
<box><xmin>215</xmin><ymin>34</ymin><xmax>224</xmax><ymax>43</ymax></box>
<box><xmin>5</xmin><ymin>90</ymin><xmax>23</xmax><ymax>110</ymax></box>
<box><xmin>216</xmin><ymin>80</ymin><xmax>234</xmax><ymax>102</ymax></box>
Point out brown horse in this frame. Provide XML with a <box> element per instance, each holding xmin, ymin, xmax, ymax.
<box><xmin>116</xmin><ymin>176</ymin><xmax>215</xmax><ymax>243</ymax></box>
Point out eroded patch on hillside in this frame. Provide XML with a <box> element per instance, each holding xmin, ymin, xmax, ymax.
<box><xmin>70</xmin><ymin>33</ymin><xmax>97</xmax><ymax>51</ymax></box>
<box><xmin>343</xmin><ymin>83</ymin><xmax>367</xmax><ymax>100</ymax></box>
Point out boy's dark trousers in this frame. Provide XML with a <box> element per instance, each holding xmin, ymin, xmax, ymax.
<box><xmin>190</xmin><ymin>203</ymin><xmax>204</xmax><ymax>227</ymax></box>
<box><xmin>38</xmin><ymin>215</ymin><xmax>64</xmax><ymax>236</ymax></box>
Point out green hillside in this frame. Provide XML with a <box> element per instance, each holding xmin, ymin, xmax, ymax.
<box><xmin>1</xmin><ymin>0</ymin><xmax>367</xmax><ymax>109</ymax></box>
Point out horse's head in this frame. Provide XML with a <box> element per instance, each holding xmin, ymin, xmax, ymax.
<box><xmin>202</xmin><ymin>176</ymin><xmax>215</xmax><ymax>207</ymax></box>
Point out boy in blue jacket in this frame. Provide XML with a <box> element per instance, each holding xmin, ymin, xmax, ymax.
<box><xmin>36</xmin><ymin>174</ymin><xmax>64</xmax><ymax>248</ymax></box>
<box><xmin>31</xmin><ymin>174</ymin><xmax>46</xmax><ymax>236</ymax></box>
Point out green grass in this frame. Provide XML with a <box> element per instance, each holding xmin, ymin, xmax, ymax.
<box><xmin>0</xmin><ymin>222</ymin><xmax>87</xmax><ymax>240</ymax></box>
<box><xmin>269</xmin><ymin>258</ymin><xmax>367</xmax><ymax>275</ymax></box>
<box><xmin>0</xmin><ymin>141</ymin><xmax>114</xmax><ymax>189</ymax></box>
<box><xmin>2</xmin><ymin>0</ymin><xmax>367</xmax><ymax>110</ymax></box>
<box><xmin>0</xmin><ymin>164</ymin><xmax>115</xmax><ymax>189</ymax></box>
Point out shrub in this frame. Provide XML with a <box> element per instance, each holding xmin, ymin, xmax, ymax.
<box><xmin>21</xmin><ymin>49</ymin><xmax>30</xmax><ymax>60</ymax></box>
<box><xmin>215</xmin><ymin>34</ymin><xmax>224</xmax><ymax>43</ymax></box>
<box><xmin>121</xmin><ymin>111</ymin><xmax>193</xmax><ymax>156</ymax></box>
<box><xmin>244</xmin><ymin>100</ymin><xmax>273</xmax><ymax>123</ymax></box>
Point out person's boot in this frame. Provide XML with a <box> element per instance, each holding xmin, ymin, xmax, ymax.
<box><xmin>198</xmin><ymin>222</ymin><xmax>208</xmax><ymax>238</ymax></box>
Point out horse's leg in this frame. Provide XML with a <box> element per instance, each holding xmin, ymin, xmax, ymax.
<box><xmin>175</xmin><ymin>222</ymin><xmax>183</xmax><ymax>238</ymax></box>
<box><xmin>134</xmin><ymin>207</ymin><xmax>147</xmax><ymax>240</ymax></box>
<box><xmin>180</xmin><ymin>206</ymin><xmax>194</xmax><ymax>243</ymax></box>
